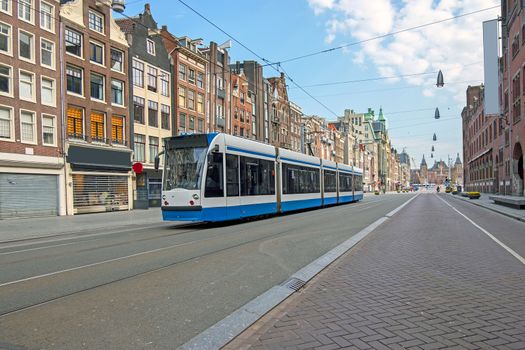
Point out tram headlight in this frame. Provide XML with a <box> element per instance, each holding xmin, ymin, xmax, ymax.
<box><xmin>192</xmin><ymin>194</ymin><xmax>199</xmax><ymax>200</ymax></box>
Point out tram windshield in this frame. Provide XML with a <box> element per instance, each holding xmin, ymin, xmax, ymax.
<box><xmin>163</xmin><ymin>138</ymin><xmax>208</xmax><ymax>191</ymax></box>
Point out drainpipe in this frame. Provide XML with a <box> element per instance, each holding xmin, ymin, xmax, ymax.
<box><xmin>59</xmin><ymin>21</ymin><xmax>69</xmax><ymax>215</ymax></box>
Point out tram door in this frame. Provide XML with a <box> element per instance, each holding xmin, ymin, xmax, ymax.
<box><xmin>225</xmin><ymin>154</ymin><xmax>241</xmax><ymax>219</ymax></box>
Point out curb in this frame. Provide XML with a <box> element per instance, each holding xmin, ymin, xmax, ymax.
<box><xmin>178</xmin><ymin>194</ymin><xmax>419</xmax><ymax>350</ymax></box>
<box><xmin>447</xmin><ymin>194</ymin><xmax>525</xmax><ymax>222</ymax></box>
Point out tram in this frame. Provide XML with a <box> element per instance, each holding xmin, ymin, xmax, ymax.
<box><xmin>155</xmin><ymin>133</ymin><xmax>363</xmax><ymax>222</ymax></box>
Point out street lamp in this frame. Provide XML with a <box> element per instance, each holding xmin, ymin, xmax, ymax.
<box><xmin>436</xmin><ymin>70</ymin><xmax>444</xmax><ymax>87</ymax></box>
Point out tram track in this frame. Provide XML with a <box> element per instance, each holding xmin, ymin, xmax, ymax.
<box><xmin>0</xmin><ymin>219</ymin><xmax>325</xmax><ymax>318</ymax></box>
<box><xmin>0</xmin><ymin>195</ymin><xmax>410</xmax><ymax>318</ymax></box>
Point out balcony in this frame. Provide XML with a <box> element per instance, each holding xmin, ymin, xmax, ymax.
<box><xmin>217</xmin><ymin>88</ymin><xmax>226</xmax><ymax>99</ymax></box>
<box><xmin>67</xmin><ymin>133</ymin><xmax>87</xmax><ymax>142</ymax></box>
<box><xmin>216</xmin><ymin>116</ymin><xmax>225</xmax><ymax>128</ymax></box>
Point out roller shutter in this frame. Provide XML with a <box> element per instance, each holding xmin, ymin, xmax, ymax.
<box><xmin>0</xmin><ymin>173</ymin><xmax>58</xmax><ymax>219</ymax></box>
<box><xmin>72</xmin><ymin>174</ymin><xmax>128</xmax><ymax>214</ymax></box>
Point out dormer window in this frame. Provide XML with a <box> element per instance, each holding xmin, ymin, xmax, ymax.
<box><xmin>88</xmin><ymin>10</ymin><xmax>104</xmax><ymax>33</ymax></box>
<box><xmin>146</xmin><ymin>39</ymin><xmax>155</xmax><ymax>56</ymax></box>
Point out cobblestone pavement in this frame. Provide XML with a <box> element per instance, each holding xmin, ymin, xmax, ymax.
<box><xmin>226</xmin><ymin>194</ymin><xmax>525</xmax><ymax>350</ymax></box>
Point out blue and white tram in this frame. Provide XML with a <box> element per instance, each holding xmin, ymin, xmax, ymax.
<box><xmin>156</xmin><ymin>133</ymin><xmax>363</xmax><ymax>222</ymax></box>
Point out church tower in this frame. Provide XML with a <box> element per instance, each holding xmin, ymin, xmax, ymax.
<box><xmin>420</xmin><ymin>155</ymin><xmax>428</xmax><ymax>183</ymax></box>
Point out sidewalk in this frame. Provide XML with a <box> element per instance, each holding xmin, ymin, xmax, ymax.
<box><xmin>0</xmin><ymin>208</ymin><xmax>167</xmax><ymax>243</ymax></box>
<box><xmin>449</xmin><ymin>193</ymin><xmax>525</xmax><ymax>222</ymax></box>
<box><xmin>226</xmin><ymin>194</ymin><xmax>525</xmax><ymax>349</ymax></box>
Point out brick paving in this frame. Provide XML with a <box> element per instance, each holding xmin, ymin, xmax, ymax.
<box><xmin>226</xmin><ymin>194</ymin><xmax>525</xmax><ymax>350</ymax></box>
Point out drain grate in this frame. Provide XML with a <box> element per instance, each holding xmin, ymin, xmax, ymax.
<box><xmin>281</xmin><ymin>277</ymin><xmax>306</xmax><ymax>291</ymax></box>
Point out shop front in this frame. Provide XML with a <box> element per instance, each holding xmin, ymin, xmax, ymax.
<box><xmin>134</xmin><ymin>167</ymin><xmax>162</xmax><ymax>209</ymax></box>
<box><xmin>67</xmin><ymin>145</ymin><xmax>132</xmax><ymax>214</ymax></box>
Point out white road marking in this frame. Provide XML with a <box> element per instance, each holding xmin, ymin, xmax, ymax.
<box><xmin>386</xmin><ymin>193</ymin><xmax>420</xmax><ymax>217</ymax></box>
<box><xmin>0</xmin><ymin>238</ymin><xmax>210</xmax><ymax>288</ymax></box>
<box><xmin>437</xmin><ymin>195</ymin><xmax>525</xmax><ymax>265</ymax></box>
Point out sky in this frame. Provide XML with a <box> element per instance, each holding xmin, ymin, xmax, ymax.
<box><xmin>120</xmin><ymin>0</ymin><xmax>501</xmax><ymax>168</ymax></box>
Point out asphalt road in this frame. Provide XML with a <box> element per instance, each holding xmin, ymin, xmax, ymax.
<box><xmin>0</xmin><ymin>194</ymin><xmax>414</xmax><ymax>350</ymax></box>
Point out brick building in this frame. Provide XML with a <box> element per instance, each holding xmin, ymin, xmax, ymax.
<box><xmin>461</xmin><ymin>85</ymin><xmax>498</xmax><ymax>192</ymax></box>
<box><xmin>200</xmin><ymin>41</ymin><xmax>230</xmax><ymax>133</ymax></box>
<box><xmin>117</xmin><ymin>3</ymin><xmax>172</xmax><ymax>208</ymax></box>
<box><xmin>161</xmin><ymin>30</ymin><xmax>207</xmax><ymax>136</ymax></box>
<box><xmin>230</xmin><ymin>66</ymin><xmax>253</xmax><ymax>138</ymax></box>
<box><xmin>268</xmin><ymin>73</ymin><xmax>291</xmax><ymax>148</ymax></box>
<box><xmin>0</xmin><ymin>0</ymin><xmax>65</xmax><ymax>218</ymax></box>
<box><xmin>61</xmin><ymin>0</ymin><xmax>132</xmax><ymax>214</ymax></box>
<box><xmin>500</xmin><ymin>0</ymin><xmax>525</xmax><ymax>195</ymax></box>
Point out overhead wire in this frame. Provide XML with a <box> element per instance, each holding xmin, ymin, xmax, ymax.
<box><xmin>261</xmin><ymin>4</ymin><xmax>500</xmax><ymax>66</ymax></box>
<box><xmin>176</xmin><ymin>0</ymin><xmax>341</xmax><ymax>117</ymax></box>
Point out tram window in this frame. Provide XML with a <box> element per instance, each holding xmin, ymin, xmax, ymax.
<box><xmin>204</xmin><ymin>152</ymin><xmax>224</xmax><ymax>197</ymax></box>
<box><xmin>226</xmin><ymin>154</ymin><xmax>239</xmax><ymax>196</ymax></box>
<box><xmin>323</xmin><ymin>170</ymin><xmax>337</xmax><ymax>192</ymax></box>
<box><xmin>240</xmin><ymin>156</ymin><xmax>275</xmax><ymax>196</ymax></box>
<box><xmin>339</xmin><ymin>173</ymin><xmax>353</xmax><ymax>192</ymax></box>
<box><xmin>354</xmin><ymin>175</ymin><xmax>363</xmax><ymax>191</ymax></box>
<box><xmin>282</xmin><ymin>163</ymin><xmax>320</xmax><ymax>194</ymax></box>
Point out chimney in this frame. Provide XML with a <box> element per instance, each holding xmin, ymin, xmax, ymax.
<box><xmin>144</xmin><ymin>3</ymin><xmax>151</xmax><ymax>12</ymax></box>
<box><xmin>280</xmin><ymin>72</ymin><xmax>285</xmax><ymax>79</ymax></box>
<box><xmin>161</xmin><ymin>25</ymin><xmax>167</xmax><ymax>31</ymax></box>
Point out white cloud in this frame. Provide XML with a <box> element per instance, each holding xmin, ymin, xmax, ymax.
<box><xmin>308</xmin><ymin>0</ymin><xmax>500</xmax><ymax>103</ymax></box>
<box><xmin>308</xmin><ymin>0</ymin><xmax>335</xmax><ymax>15</ymax></box>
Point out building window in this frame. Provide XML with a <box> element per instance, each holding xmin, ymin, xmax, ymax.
<box><xmin>18</xmin><ymin>0</ymin><xmax>32</xmax><ymax>22</ymax></box>
<box><xmin>67</xmin><ymin>106</ymin><xmax>84</xmax><ymax>139</ymax></box>
<box><xmin>66</xmin><ymin>65</ymin><xmax>82</xmax><ymax>95</ymax></box>
<box><xmin>90</xmin><ymin>41</ymin><xmax>104</xmax><ymax>65</ymax></box>
<box><xmin>0</xmin><ymin>65</ymin><xmax>11</xmax><ymax>95</ymax></box>
<box><xmin>0</xmin><ymin>22</ymin><xmax>11</xmax><ymax>55</ymax></box>
<box><xmin>41</xmin><ymin>39</ymin><xmax>54</xmax><ymax>68</ymax></box>
<box><xmin>149</xmin><ymin>136</ymin><xmax>159</xmax><ymax>162</ymax></box>
<box><xmin>110</xmin><ymin>49</ymin><xmax>123</xmax><ymax>72</ymax></box>
<box><xmin>88</xmin><ymin>10</ymin><xmax>104</xmax><ymax>33</ymax></box>
<box><xmin>134</xmin><ymin>134</ymin><xmax>145</xmax><ymax>162</ymax></box>
<box><xmin>161</xmin><ymin>104</ymin><xmax>170</xmax><ymax>130</ymax></box>
<box><xmin>42</xmin><ymin>114</ymin><xmax>55</xmax><ymax>146</ymax></box>
<box><xmin>178</xmin><ymin>86</ymin><xmax>186</xmax><ymax>108</ymax></box>
<box><xmin>111</xmin><ymin>79</ymin><xmax>124</xmax><ymax>105</ymax></box>
<box><xmin>197</xmin><ymin>118</ymin><xmax>204</xmax><ymax>133</ymax></box>
<box><xmin>20</xmin><ymin>110</ymin><xmax>35</xmax><ymax>143</ymax></box>
<box><xmin>179</xmin><ymin>64</ymin><xmax>186</xmax><ymax>80</ymax></box>
<box><xmin>160</xmin><ymin>72</ymin><xmax>169</xmax><ymax>96</ymax></box>
<box><xmin>111</xmin><ymin>115</ymin><xmax>124</xmax><ymax>145</ymax></box>
<box><xmin>90</xmin><ymin>111</ymin><xmax>105</xmax><ymax>142</ymax></box>
<box><xmin>197</xmin><ymin>72</ymin><xmax>203</xmax><ymax>88</ymax></box>
<box><xmin>189</xmin><ymin>116</ymin><xmax>194</xmax><ymax>131</ymax></box>
<box><xmin>133</xmin><ymin>96</ymin><xmax>144</xmax><ymax>124</ymax></box>
<box><xmin>0</xmin><ymin>106</ymin><xmax>12</xmax><ymax>140</ymax></box>
<box><xmin>148</xmin><ymin>100</ymin><xmax>158</xmax><ymax>127</ymax></box>
<box><xmin>187</xmin><ymin>90</ymin><xmax>195</xmax><ymax>110</ymax></box>
<box><xmin>19</xmin><ymin>30</ymin><xmax>34</xmax><ymax>61</ymax></box>
<box><xmin>41</xmin><ymin>77</ymin><xmax>55</xmax><ymax>105</ymax></box>
<box><xmin>188</xmin><ymin>69</ymin><xmax>195</xmax><ymax>84</ymax></box>
<box><xmin>146</xmin><ymin>39</ymin><xmax>155</xmax><ymax>55</ymax></box>
<box><xmin>90</xmin><ymin>73</ymin><xmax>104</xmax><ymax>101</ymax></box>
<box><xmin>40</xmin><ymin>2</ymin><xmax>54</xmax><ymax>31</ymax></box>
<box><xmin>197</xmin><ymin>93</ymin><xmax>204</xmax><ymax>113</ymax></box>
<box><xmin>147</xmin><ymin>66</ymin><xmax>157</xmax><ymax>91</ymax></box>
<box><xmin>1</xmin><ymin>0</ymin><xmax>10</xmax><ymax>14</ymax></box>
<box><xmin>179</xmin><ymin>112</ymin><xmax>186</xmax><ymax>133</ymax></box>
<box><xmin>132</xmin><ymin>59</ymin><xmax>144</xmax><ymax>87</ymax></box>
<box><xmin>65</xmin><ymin>28</ymin><xmax>82</xmax><ymax>57</ymax></box>
<box><xmin>19</xmin><ymin>71</ymin><xmax>34</xmax><ymax>101</ymax></box>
